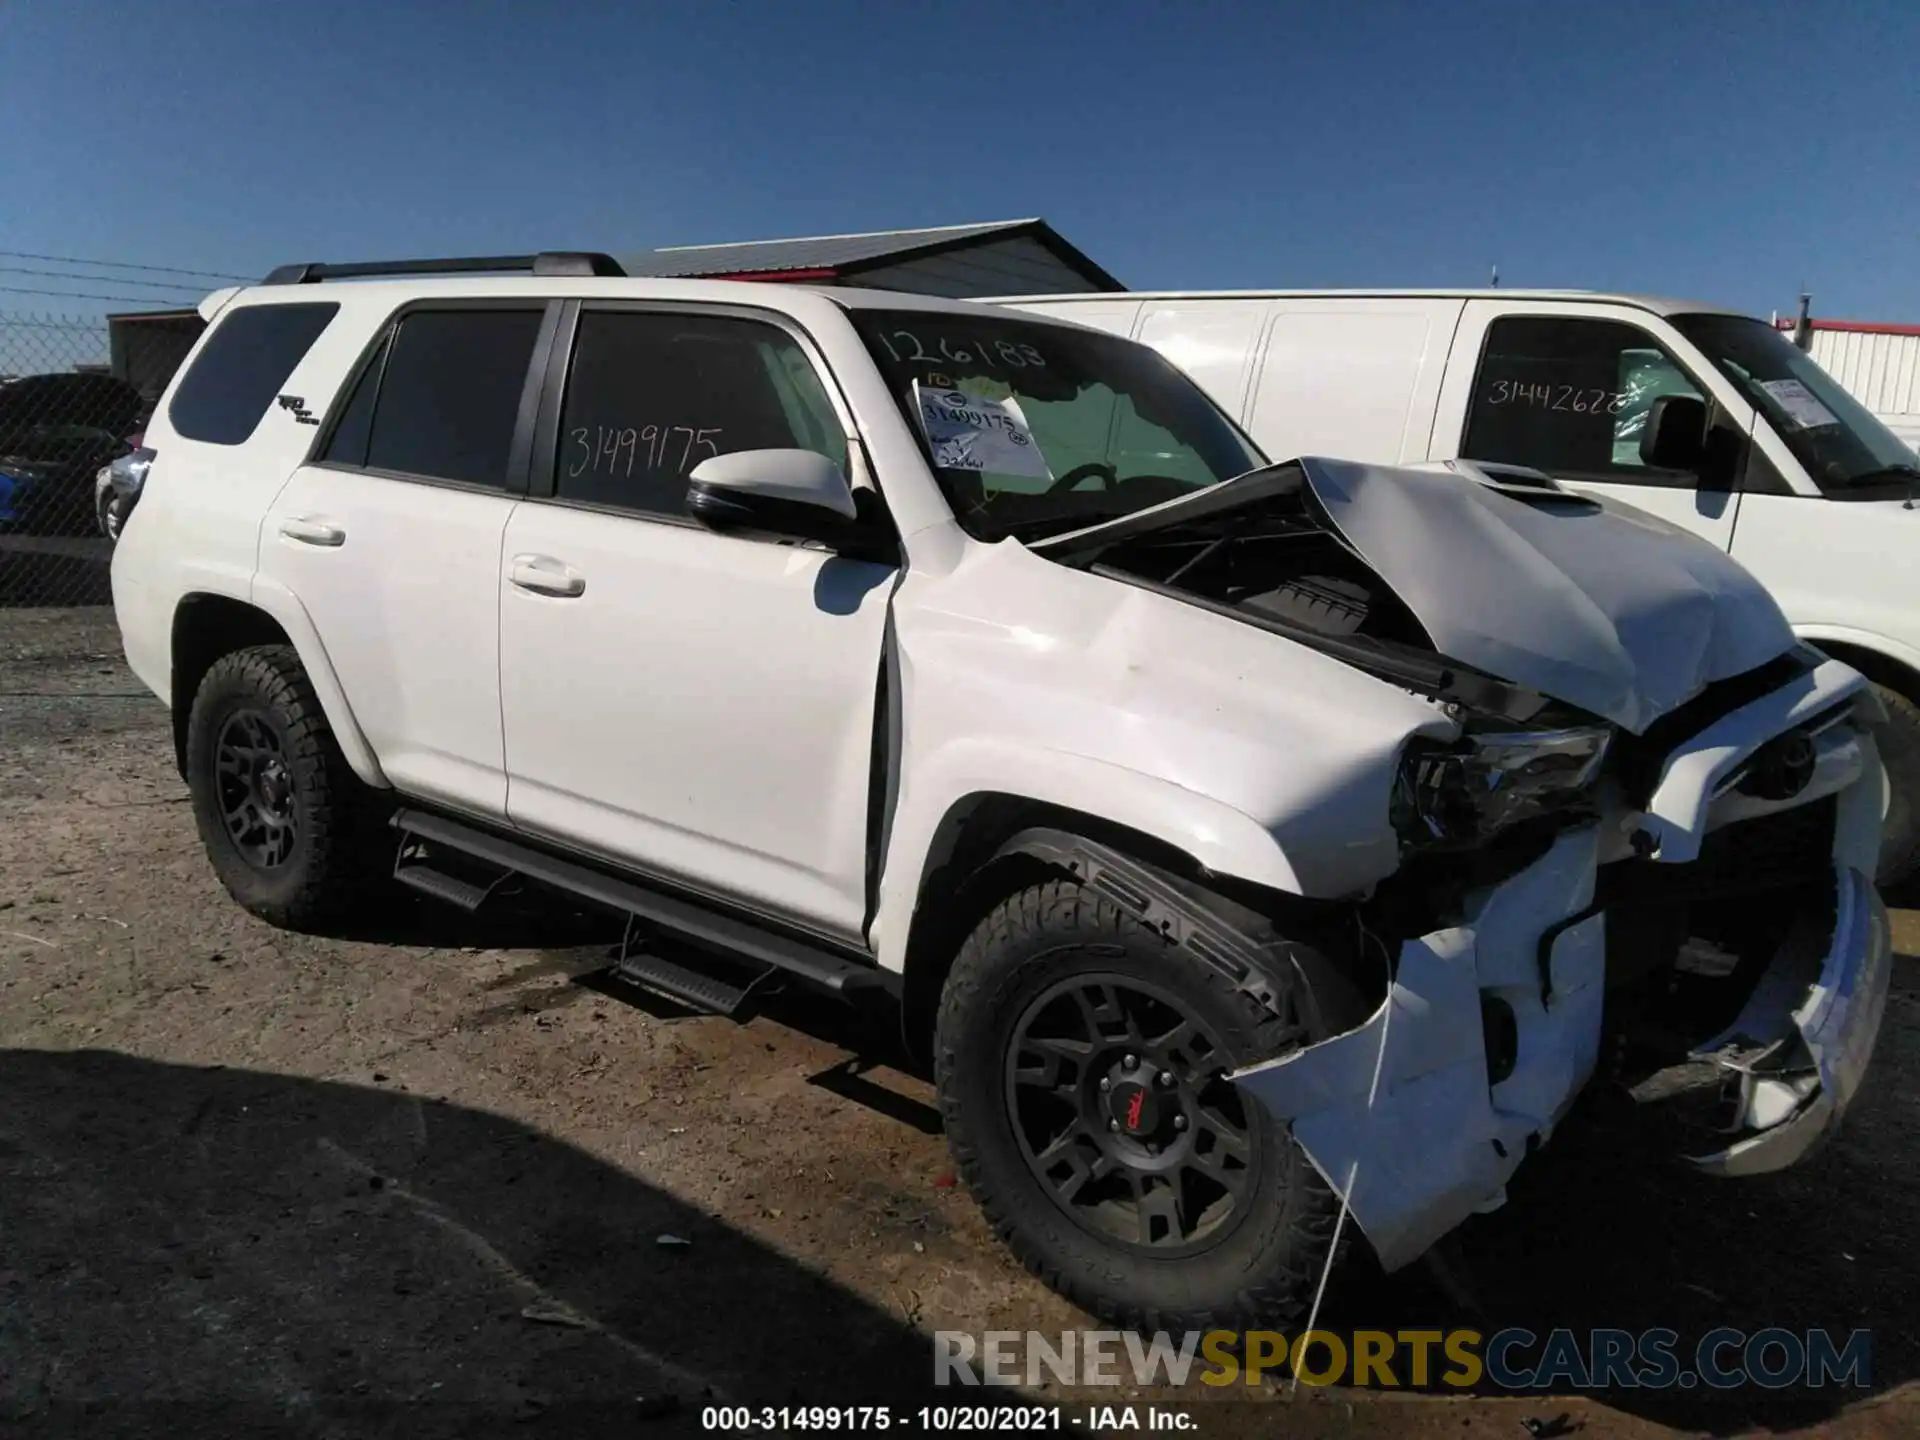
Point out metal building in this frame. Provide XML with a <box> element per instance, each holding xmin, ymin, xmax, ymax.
<box><xmin>103</xmin><ymin>218</ymin><xmax>1124</xmax><ymax>402</ymax></box>
<box><xmin>623</xmin><ymin>218</ymin><xmax>1122</xmax><ymax>296</ymax></box>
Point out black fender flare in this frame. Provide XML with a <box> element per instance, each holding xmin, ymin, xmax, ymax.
<box><xmin>992</xmin><ymin>826</ymin><xmax>1372</xmax><ymax>1041</ymax></box>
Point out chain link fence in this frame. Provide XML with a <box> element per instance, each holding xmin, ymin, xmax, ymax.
<box><xmin>2</xmin><ymin>309</ymin><xmax>200</xmax><ymax>608</ymax></box>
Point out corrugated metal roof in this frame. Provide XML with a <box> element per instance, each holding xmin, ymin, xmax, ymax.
<box><xmin>624</xmin><ymin>219</ymin><xmax>1042</xmax><ymax>278</ymax></box>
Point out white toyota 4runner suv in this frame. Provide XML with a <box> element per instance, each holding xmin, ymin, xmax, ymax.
<box><xmin>112</xmin><ymin>253</ymin><xmax>1892</xmax><ymax>1329</ymax></box>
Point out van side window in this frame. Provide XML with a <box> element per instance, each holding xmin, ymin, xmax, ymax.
<box><xmin>168</xmin><ymin>302</ymin><xmax>340</xmax><ymax>446</ymax></box>
<box><xmin>555</xmin><ymin>311</ymin><xmax>846</xmax><ymax>519</ymax></box>
<box><xmin>363</xmin><ymin>310</ymin><xmax>544</xmax><ymax>488</ymax></box>
<box><xmin>1462</xmin><ymin>317</ymin><xmax>1705</xmax><ymax>485</ymax></box>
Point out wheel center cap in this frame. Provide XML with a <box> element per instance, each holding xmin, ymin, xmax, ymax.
<box><xmin>1109</xmin><ymin>1081</ymin><xmax>1158</xmax><ymax>1136</ymax></box>
<box><xmin>258</xmin><ymin>763</ymin><xmax>290</xmax><ymax>814</ymax></box>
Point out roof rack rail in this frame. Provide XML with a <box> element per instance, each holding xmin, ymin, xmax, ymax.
<box><xmin>261</xmin><ymin>252</ymin><xmax>627</xmax><ymax>285</ymax></box>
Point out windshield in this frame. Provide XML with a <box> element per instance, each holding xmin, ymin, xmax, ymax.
<box><xmin>851</xmin><ymin>309</ymin><xmax>1265</xmax><ymax>539</ymax></box>
<box><xmin>1670</xmin><ymin>314</ymin><xmax>1919</xmax><ymax>491</ymax></box>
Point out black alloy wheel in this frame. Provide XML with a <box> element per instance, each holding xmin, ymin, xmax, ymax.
<box><xmin>214</xmin><ymin>709</ymin><xmax>300</xmax><ymax>868</ymax></box>
<box><xmin>1005</xmin><ymin>974</ymin><xmax>1258</xmax><ymax>1255</ymax></box>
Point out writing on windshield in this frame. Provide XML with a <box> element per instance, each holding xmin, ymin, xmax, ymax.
<box><xmin>853</xmin><ymin>310</ymin><xmax>1262</xmax><ymax>540</ymax></box>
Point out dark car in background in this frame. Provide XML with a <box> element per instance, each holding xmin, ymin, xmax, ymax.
<box><xmin>0</xmin><ymin>373</ymin><xmax>146</xmax><ymax>536</ymax></box>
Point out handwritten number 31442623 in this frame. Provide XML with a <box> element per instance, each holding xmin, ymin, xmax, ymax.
<box><xmin>569</xmin><ymin>424</ymin><xmax>723</xmax><ymax>480</ymax></box>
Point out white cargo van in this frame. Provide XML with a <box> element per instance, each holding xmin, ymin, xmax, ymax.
<box><xmin>996</xmin><ymin>289</ymin><xmax>1920</xmax><ymax>886</ymax></box>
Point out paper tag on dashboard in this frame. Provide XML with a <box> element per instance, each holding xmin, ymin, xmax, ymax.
<box><xmin>1758</xmin><ymin>378</ymin><xmax>1839</xmax><ymax>430</ymax></box>
<box><xmin>913</xmin><ymin>381</ymin><xmax>1051</xmax><ymax>479</ymax></box>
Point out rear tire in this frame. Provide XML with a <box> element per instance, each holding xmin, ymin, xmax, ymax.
<box><xmin>1873</xmin><ymin>683</ymin><xmax>1920</xmax><ymax>889</ymax></box>
<box><xmin>185</xmin><ymin>644</ymin><xmax>387</xmax><ymax>930</ymax></box>
<box><xmin>935</xmin><ymin>876</ymin><xmax>1347</xmax><ymax>1332</ymax></box>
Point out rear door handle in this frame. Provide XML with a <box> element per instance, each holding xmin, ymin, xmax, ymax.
<box><xmin>279</xmin><ymin>516</ymin><xmax>346</xmax><ymax>547</ymax></box>
<box><xmin>508</xmin><ymin>554</ymin><xmax>586</xmax><ymax>598</ymax></box>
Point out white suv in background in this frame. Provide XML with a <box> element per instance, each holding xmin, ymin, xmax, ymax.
<box><xmin>110</xmin><ymin>254</ymin><xmax>1891</xmax><ymax>1330</ymax></box>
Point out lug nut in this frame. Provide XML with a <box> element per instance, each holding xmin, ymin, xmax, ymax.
<box><xmin>1109</xmin><ymin>1118</ymin><xmax>1121</xmax><ymax>1132</ymax></box>
<box><xmin>1098</xmin><ymin>1077</ymin><xmax>1111</xmax><ymax>1092</ymax></box>
<box><xmin>1158</xmin><ymin>1070</ymin><xmax>1176</xmax><ymax>1088</ymax></box>
<box><xmin>1174</xmin><ymin>1114</ymin><xmax>1188</xmax><ymax>1131</ymax></box>
<box><xmin>1123</xmin><ymin>1054</ymin><xmax>1139</xmax><ymax>1070</ymax></box>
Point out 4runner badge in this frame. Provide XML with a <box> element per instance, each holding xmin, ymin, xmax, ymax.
<box><xmin>276</xmin><ymin>394</ymin><xmax>319</xmax><ymax>426</ymax></box>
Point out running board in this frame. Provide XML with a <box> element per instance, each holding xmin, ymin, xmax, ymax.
<box><xmin>389</xmin><ymin>808</ymin><xmax>895</xmax><ymax>1000</ymax></box>
<box><xmin>610</xmin><ymin>939</ymin><xmax>778</xmax><ymax>1018</ymax></box>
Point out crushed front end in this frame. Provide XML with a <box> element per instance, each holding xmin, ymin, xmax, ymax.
<box><xmin>1233</xmin><ymin>646</ymin><xmax>1893</xmax><ymax>1272</ymax></box>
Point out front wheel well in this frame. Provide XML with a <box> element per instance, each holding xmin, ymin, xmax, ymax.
<box><xmin>895</xmin><ymin>794</ymin><xmax>1352</xmax><ymax>1066</ymax></box>
<box><xmin>169</xmin><ymin>594</ymin><xmax>293</xmax><ymax>778</ymax></box>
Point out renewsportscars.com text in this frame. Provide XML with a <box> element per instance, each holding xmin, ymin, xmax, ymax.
<box><xmin>935</xmin><ymin>1328</ymin><xmax>1872</xmax><ymax>1391</ymax></box>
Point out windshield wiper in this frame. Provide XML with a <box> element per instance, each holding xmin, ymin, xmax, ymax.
<box><xmin>1840</xmin><ymin>463</ymin><xmax>1920</xmax><ymax>508</ymax></box>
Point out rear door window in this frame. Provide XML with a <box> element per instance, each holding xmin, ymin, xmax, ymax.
<box><xmin>167</xmin><ymin>303</ymin><xmax>340</xmax><ymax>445</ymax></box>
<box><xmin>1462</xmin><ymin>316</ymin><xmax>1706</xmax><ymax>485</ymax></box>
<box><xmin>363</xmin><ymin>309</ymin><xmax>544</xmax><ymax>487</ymax></box>
<box><xmin>554</xmin><ymin>311</ymin><xmax>846</xmax><ymax>518</ymax></box>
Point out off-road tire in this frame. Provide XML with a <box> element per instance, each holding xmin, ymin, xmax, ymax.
<box><xmin>185</xmin><ymin>644</ymin><xmax>387</xmax><ymax>931</ymax></box>
<box><xmin>1874</xmin><ymin>683</ymin><xmax>1920</xmax><ymax>889</ymax></box>
<box><xmin>935</xmin><ymin>877</ymin><xmax>1346</xmax><ymax>1333</ymax></box>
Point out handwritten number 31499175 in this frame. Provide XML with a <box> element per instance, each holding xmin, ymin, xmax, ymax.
<box><xmin>569</xmin><ymin>424</ymin><xmax>722</xmax><ymax>480</ymax></box>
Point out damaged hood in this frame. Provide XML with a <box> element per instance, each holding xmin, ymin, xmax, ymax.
<box><xmin>1046</xmin><ymin>457</ymin><xmax>1798</xmax><ymax>733</ymax></box>
<box><xmin>1296</xmin><ymin>457</ymin><xmax>1794</xmax><ymax>731</ymax></box>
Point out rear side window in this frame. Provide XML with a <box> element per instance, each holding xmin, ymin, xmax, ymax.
<box><xmin>320</xmin><ymin>329</ymin><xmax>390</xmax><ymax>468</ymax></box>
<box><xmin>364</xmin><ymin>309</ymin><xmax>543</xmax><ymax>487</ymax></box>
<box><xmin>555</xmin><ymin>311</ymin><xmax>846</xmax><ymax>517</ymax></box>
<box><xmin>167</xmin><ymin>303</ymin><xmax>340</xmax><ymax>445</ymax></box>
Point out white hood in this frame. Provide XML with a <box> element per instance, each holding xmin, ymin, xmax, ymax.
<box><xmin>1292</xmin><ymin>457</ymin><xmax>1797</xmax><ymax>732</ymax></box>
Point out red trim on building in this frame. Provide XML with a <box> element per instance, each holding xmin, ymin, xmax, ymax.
<box><xmin>688</xmin><ymin>266</ymin><xmax>841</xmax><ymax>283</ymax></box>
<box><xmin>1774</xmin><ymin>316</ymin><xmax>1920</xmax><ymax>338</ymax></box>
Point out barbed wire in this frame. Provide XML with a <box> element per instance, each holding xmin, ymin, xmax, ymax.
<box><xmin>0</xmin><ymin>285</ymin><xmax>190</xmax><ymax>307</ymax></box>
<box><xmin>0</xmin><ymin>250</ymin><xmax>254</xmax><ymax>283</ymax></box>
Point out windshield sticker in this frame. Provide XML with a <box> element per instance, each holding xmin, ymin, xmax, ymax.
<box><xmin>1758</xmin><ymin>378</ymin><xmax>1839</xmax><ymax>431</ymax></box>
<box><xmin>913</xmin><ymin>380</ymin><xmax>1052</xmax><ymax>479</ymax></box>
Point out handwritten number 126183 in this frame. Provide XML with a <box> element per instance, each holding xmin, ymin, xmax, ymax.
<box><xmin>569</xmin><ymin>424</ymin><xmax>723</xmax><ymax>479</ymax></box>
<box><xmin>875</xmin><ymin>331</ymin><xmax>1047</xmax><ymax>370</ymax></box>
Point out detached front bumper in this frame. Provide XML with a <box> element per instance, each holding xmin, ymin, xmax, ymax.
<box><xmin>1231</xmin><ymin>825</ymin><xmax>1610</xmax><ymax>1273</ymax></box>
<box><xmin>1682</xmin><ymin>864</ymin><xmax>1890</xmax><ymax>1177</ymax></box>
<box><xmin>1232</xmin><ymin>840</ymin><xmax>1890</xmax><ymax>1272</ymax></box>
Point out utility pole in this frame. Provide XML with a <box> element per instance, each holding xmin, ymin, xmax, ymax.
<box><xmin>1792</xmin><ymin>290</ymin><xmax>1813</xmax><ymax>350</ymax></box>
<box><xmin>1489</xmin><ymin>264</ymin><xmax>1500</xmax><ymax>289</ymax></box>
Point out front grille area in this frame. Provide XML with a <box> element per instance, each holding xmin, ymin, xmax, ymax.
<box><xmin>1600</xmin><ymin>794</ymin><xmax>1837</xmax><ymax>908</ymax></box>
<box><xmin>1609</xmin><ymin>650</ymin><xmax>1820</xmax><ymax>805</ymax></box>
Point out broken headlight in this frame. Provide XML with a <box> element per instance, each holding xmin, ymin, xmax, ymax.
<box><xmin>1393</xmin><ymin>725</ymin><xmax>1612</xmax><ymax>846</ymax></box>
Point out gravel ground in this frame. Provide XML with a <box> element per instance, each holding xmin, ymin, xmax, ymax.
<box><xmin>2</xmin><ymin>607</ymin><xmax>1917</xmax><ymax>1439</ymax></box>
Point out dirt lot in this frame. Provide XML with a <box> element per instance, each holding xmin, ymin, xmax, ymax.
<box><xmin>3</xmin><ymin>607</ymin><xmax>1917</xmax><ymax>1439</ymax></box>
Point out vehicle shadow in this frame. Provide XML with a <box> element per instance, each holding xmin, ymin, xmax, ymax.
<box><xmin>0</xmin><ymin>1047</ymin><xmax>954</xmax><ymax>1439</ymax></box>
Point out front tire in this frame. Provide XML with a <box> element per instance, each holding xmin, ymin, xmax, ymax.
<box><xmin>185</xmin><ymin>644</ymin><xmax>385</xmax><ymax>930</ymax></box>
<box><xmin>935</xmin><ymin>877</ymin><xmax>1345</xmax><ymax>1332</ymax></box>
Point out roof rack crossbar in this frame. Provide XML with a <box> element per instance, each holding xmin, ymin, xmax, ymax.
<box><xmin>262</xmin><ymin>252</ymin><xmax>626</xmax><ymax>285</ymax></box>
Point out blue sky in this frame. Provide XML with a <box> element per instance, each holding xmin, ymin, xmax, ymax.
<box><xmin>4</xmin><ymin>0</ymin><xmax>1917</xmax><ymax>321</ymax></box>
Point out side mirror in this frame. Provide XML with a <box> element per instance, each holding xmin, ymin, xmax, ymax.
<box><xmin>1639</xmin><ymin>394</ymin><xmax>1710</xmax><ymax>472</ymax></box>
<box><xmin>685</xmin><ymin>447</ymin><xmax>858</xmax><ymax>544</ymax></box>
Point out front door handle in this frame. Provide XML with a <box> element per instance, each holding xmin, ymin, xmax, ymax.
<box><xmin>508</xmin><ymin>554</ymin><xmax>586</xmax><ymax>598</ymax></box>
<box><xmin>279</xmin><ymin>516</ymin><xmax>346</xmax><ymax>547</ymax></box>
